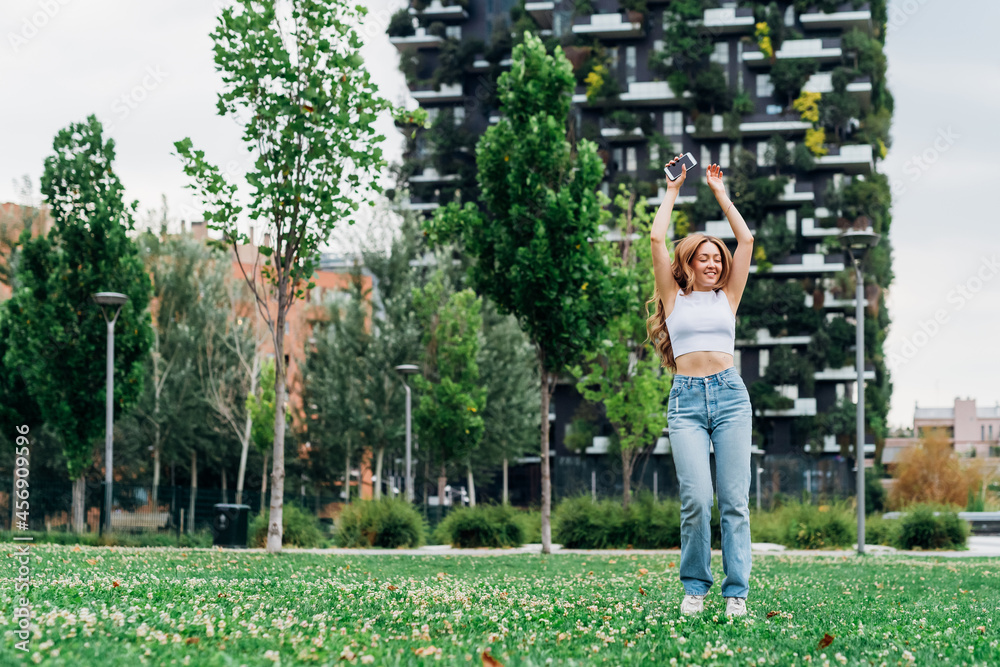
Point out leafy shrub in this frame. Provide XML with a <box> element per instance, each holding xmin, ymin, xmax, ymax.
<box><xmin>553</xmin><ymin>493</ymin><xmax>720</xmax><ymax>549</ymax></box>
<box><xmin>782</xmin><ymin>501</ymin><xmax>855</xmax><ymax>549</ymax></box>
<box><xmin>896</xmin><ymin>504</ymin><xmax>967</xmax><ymax>550</ymax></box>
<box><xmin>335</xmin><ymin>498</ymin><xmax>426</xmax><ymax>548</ymax></box>
<box><xmin>863</xmin><ymin>514</ymin><xmax>897</xmax><ymax>547</ymax></box>
<box><xmin>514</xmin><ymin>510</ymin><xmax>541</xmax><ymax>544</ymax></box>
<box><xmin>249</xmin><ymin>502</ymin><xmax>324</xmax><ymax>548</ymax></box>
<box><xmin>436</xmin><ymin>503</ymin><xmax>524</xmax><ymax>548</ymax></box>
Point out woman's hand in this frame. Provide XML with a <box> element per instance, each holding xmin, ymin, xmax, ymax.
<box><xmin>706</xmin><ymin>163</ymin><xmax>726</xmax><ymax>198</ymax></box>
<box><xmin>664</xmin><ymin>154</ymin><xmax>687</xmax><ymax>192</ymax></box>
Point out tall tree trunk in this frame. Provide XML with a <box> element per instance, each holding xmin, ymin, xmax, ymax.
<box><xmin>236</xmin><ymin>352</ymin><xmax>260</xmax><ymax>505</ymax></box>
<box><xmin>152</xmin><ymin>441</ymin><xmax>161</xmax><ymax>511</ymax></box>
<box><xmin>72</xmin><ymin>476</ymin><xmax>85</xmax><ymax>533</ymax></box>
<box><xmin>344</xmin><ymin>437</ymin><xmax>351</xmax><ymax>505</ymax></box>
<box><xmin>622</xmin><ymin>448</ymin><xmax>633</xmax><ymax>510</ymax></box>
<box><xmin>538</xmin><ymin>353</ymin><xmax>553</xmax><ymax>554</ymax></box>
<box><xmin>221</xmin><ymin>467</ymin><xmax>228</xmax><ymax>504</ymax></box>
<box><xmin>437</xmin><ymin>464</ymin><xmax>447</xmax><ymax>524</ymax></box>
<box><xmin>467</xmin><ymin>461</ymin><xmax>476</xmax><ymax>507</ymax></box>
<box><xmin>188</xmin><ymin>449</ymin><xmax>197</xmax><ymax>535</ymax></box>
<box><xmin>260</xmin><ymin>452</ymin><xmax>269</xmax><ymax>515</ymax></box>
<box><xmin>266</xmin><ymin>304</ymin><xmax>288</xmax><ymax>554</ymax></box>
<box><xmin>374</xmin><ymin>445</ymin><xmax>385</xmax><ymax>500</ymax></box>
<box><xmin>503</xmin><ymin>455</ymin><xmax>509</xmax><ymax>505</ymax></box>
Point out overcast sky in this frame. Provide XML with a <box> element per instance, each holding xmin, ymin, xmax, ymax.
<box><xmin>1</xmin><ymin>0</ymin><xmax>997</xmax><ymax>431</ymax></box>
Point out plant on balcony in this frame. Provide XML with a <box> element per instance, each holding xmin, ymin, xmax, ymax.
<box><xmin>768</xmin><ymin>58</ymin><xmax>819</xmax><ymax>107</ymax></box>
<box><xmin>584</xmin><ymin>62</ymin><xmax>619</xmax><ymax>103</ymax></box>
<box><xmin>388</xmin><ymin>8</ymin><xmax>416</xmax><ymax>37</ymax></box>
<box><xmin>754</xmin><ymin>21</ymin><xmax>774</xmax><ymax>59</ymax></box>
<box><xmin>691</xmin><ymin>63</ymin><xmax>731</xmax><ymax>114</ymax></box>
<box><xmin>841</xmin><ymin>27</ymin><xmax>891</xmax><ymax>111</ymax></box>
<box><xmin>427</xmin><ymin>20</ymin><xmax>447</xmax><ymax>38</ymax></box>
<box><xmin>432</xmin><ymin>37</ymin><xmax>481</xmax><ymax>89</ymax></box>
<box><xmin>756</xmin><ymin>211</ymin><xmax>795</xmax><ymax>263</ymax></box>
<box><xmin>726</xmin><ymin>146</ymin><xmax>788</xmax><ymax>224</ymax></box>
<box><xmin>804</xmin><ymin>127</ymin><xmax>827</xmax><ymax>156</ymax></box>
<box><xmin>645</xmin><ymin>133</ymin><xmax>674</xmax><ymax>171</ymax></box>
<box><xmin>764</xmin><ymin>135</ymin><xmax>792</xmax><ymax>176</ymax></box>
<box><xmin>732</xmin><ymin>90</ymin><xmax>755</xmax><ymax>115</ymax></box>
<box><xmin>651</xmin><ymin>1</ymin><xmax>714</xmax><ymax>77</ymax></box>
<box><xmin>765</xmin><ymin>346</ymin><xmax>816</xmax><ymax>401</ymax></box>
<box><xmin>573</xmin><ymin>0</ymin><xmax>595</xmax><ymax>15</ymax></box>
<box><xmin>807</xmin><ymin>315</ymin><xmax>854</xmax><ymax>371</ymax></box>
<box><xmin>792</xmin><ymin>142</ymin><xmax>815</xmax><ymax>172</ymax></box>
<box><xmin>605</xmin><ymin>109</ymin><xmax>639</xmax><ymax>132</ymax></box>
<box><xmin>792</xmin><ymin>90</ymin><xmax>821</xmax><ymax>123</ymax></box>
<box><xmin>620</xmin><ymin>0</ymin><xmax>648</xmax><ymax>14</ymax></box>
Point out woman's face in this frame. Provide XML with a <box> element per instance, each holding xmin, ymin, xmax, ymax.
<box><xmin>691</xmin><ymin>241</ymin><xmax>722</xmax><ymax>290</ymax></box>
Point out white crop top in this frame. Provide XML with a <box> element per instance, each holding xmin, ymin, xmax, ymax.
<box><xmin>664</xmin><ymin>287</ymin><xmax>735</xmax><ymax>358</ymax></box>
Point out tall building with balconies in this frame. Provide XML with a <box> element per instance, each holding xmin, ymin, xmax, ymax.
<box><xmin>388</xmin><ymin>0</ymin><xmax>894</xmax><ymax>502</ymax></box>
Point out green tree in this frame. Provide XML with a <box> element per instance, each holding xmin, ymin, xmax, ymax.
<box><xmin>477</xmin><ymin>298</ymin><xmax>541</xmax><ymax>504</ymax></box>
<box><xmin>247</xmin><ymin>357</ymin><xmax>283</xmax><ymax>514</ymax></box>
<box><xmin>175</xmin><ymin>0</ymin><xmax>425</xmax><ymax>553</ymax></box>
<box><xmin>569</xmin><ymin>187</ymin><xmax>673</xmax><ymax>509</ymax></box>
<box><xmin>425</xmin><ymin>32</ymin><xmax>626</xmax><ymax>552</ymax></box>
<box><xmin>411</xmin><ymin>267</ymin><xmax>486</xmax><ymax>516</ymax></box>
<box><xmin>4</xmin><ymin>115</ymin><xmax>153</xmax><ymax>531</ymax></box>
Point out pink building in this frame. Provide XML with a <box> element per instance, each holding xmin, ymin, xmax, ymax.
<box><xmin>883</xmin><ymin>398</ymin><xmax>1000</xmax><ymax>467</ymax></box>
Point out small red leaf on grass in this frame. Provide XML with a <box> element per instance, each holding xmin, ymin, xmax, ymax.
<box><xmin>185</xmin><ymin>637</ymin><xmax>199</xmax><ymax>645</ymax></box>
<box><xmin>767</xmin><ymin>611</ymin><xmax>779</xmax><ymax>618</ymax></box>
<box><xmin>112</xmin><ymin>581</ymin><xmax>119</xmax><ymax>588</ymax></box>
<box><xmin>639</xmin><ymin>587</ymin><xmax>646</xmax><ymax>596</ymax></box>
<box><xmin>481</xmin><ymin>649</ymin><xmax>504</xmax><ymax>666</ymax></box>
<box><xmin>387</xmin><ymin>585</ymin><xmax>398</xmax><ymax>591</ymax></box>
<box><xmin>818</xmin><ymin>633</ymin><xmax>835</xmax><ymax>649</ymax></box>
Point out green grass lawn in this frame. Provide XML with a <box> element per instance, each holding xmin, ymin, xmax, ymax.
<box><xmin>2</xmin><ymin>545</ymin><xmax>999</xmax><ymax>666</ymax></box>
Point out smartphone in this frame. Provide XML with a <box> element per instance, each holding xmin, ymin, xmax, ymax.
<box><xmin>664</xmin><ymin>152</ymin><xmax>698</xmax><ymax>181</ymax></box>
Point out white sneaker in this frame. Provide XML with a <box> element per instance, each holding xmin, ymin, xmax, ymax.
<box><xmin>680</xmin><ymin>594</ymin><xmax>706</xmax><ymax>616</ymax></box>
<box><xmin>725</xmin><ymin>597</ymin><xmax>747</xmax><ymax>617</ymax></box>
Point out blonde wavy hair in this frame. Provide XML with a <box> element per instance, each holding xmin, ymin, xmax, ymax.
<box><xmin>644</xmin><ymin>233</ymin><xmax>735</xmax><ymax>372</ymax></box>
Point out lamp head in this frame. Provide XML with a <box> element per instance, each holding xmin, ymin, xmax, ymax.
<box><xmin>395</xmin><ymin>364</ymin><xmax>420</xmax><ymax>376</ymax></box>
<box><xmin>838</xmin><ymin>229</ymin><xmax>880</xmax><ymax>252</ymax></box>
<box><xmin>92</xmin><ymin>292</ymin><xmax>129</xmax><ymax>306</ymax></box>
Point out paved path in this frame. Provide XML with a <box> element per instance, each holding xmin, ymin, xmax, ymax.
<box><xmin>286</xmin><ymin>536</ymin><xmax>1000</xmax><ymax>558</ymax></box>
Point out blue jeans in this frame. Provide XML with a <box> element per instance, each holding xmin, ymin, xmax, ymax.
<box><xmin>667</xmin><ymin>365</ymin><xmax>752</xmax><ymax>599</ymax></box>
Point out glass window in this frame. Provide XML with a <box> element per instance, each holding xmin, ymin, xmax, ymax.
<box><xmin>608</xmin><ymin>46</ymin><xmax>619</xmax><ymax>73</ymax></box>
<box><xmin>720</xmin><ymin>143</ymin><xmax>730</xmax><ymax>168</ymax></box>
<box><xmin>612</xmin><ymin>147</ymin><xmax>623</xmax><ymax>171</ymax></box>
<box><xmin>663</xmin><ymin>110</ymin><xmax>683</xmax><ymax>136</ymax></box>
<box><xmin>757</xmin><ymin>140</ymin><xmax>769</xmax><ymax>166</ymax></box>
<box><xmin>626</xmin><ymin>46</ymin><xmax>637</xmax><ymax>84</ymax></box>
<box><xmin>756</xmin><ymin>74</ymin><xmax>774</xmax><ymax>98</ymax></box>
<box><xmin>453</xmin><ymin>106</ymin><xmax>465</xmax><ymax>125</ymax></box>
<box><xmin>626</xmin><ymin>147</ymin><xmax>637</xmax><ymax>172</ymax></box>
<box><xmin>445</xmin><ymin>25</ymin><xmax>462</xmax><ymax>40</ymax></box>
<box><xmin>701</xmin><ymin>144</ymin><xmax>711</xmax><ymax>169</ymax></box>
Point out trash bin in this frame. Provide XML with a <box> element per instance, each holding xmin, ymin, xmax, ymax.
<box><xmin>212</xmin><ymin>504</ymin><xmax>250</xmax><ymax>548</ymax></box>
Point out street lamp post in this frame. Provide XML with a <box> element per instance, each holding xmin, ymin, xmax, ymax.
<box><xmin>838</xmin><ymin>228</ymin><xmax>880</xmax><ymax>556</ymax></box>
<box><xmin>751</xmin><ymin>446</ymin><xmax>764</xmax><ymax>512</ymax></box>
<box><xmin>395</xmin><ymin>364</ymin><xmax>420</xmax><ymax>503</ymax></box>
<box><xmin>93</xmin><ymin>292</ymin><xmax>129</xmax><ymax>535</ymax></box>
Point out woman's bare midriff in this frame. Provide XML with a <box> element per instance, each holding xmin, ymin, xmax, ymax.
<box><xmin>674</xmin><ymin>350</ymin><xmax>735</xmax><ymax>377</ymax></box>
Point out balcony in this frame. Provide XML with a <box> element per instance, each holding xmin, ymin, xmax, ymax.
<box><xmin>814</xmin><ymin>365</ymin><xmax>877</xmax><ymax>381</ymax></box>
<box><xmin>524</xmin><ymin>1</ymin><xmax>554</xmax><ymax>29</ymax></box>
<box><xmin>572</xmin><ymin>12</ymin><xmax>645</xmax><ymax>39</ymax></box>
<box><xmin>600</xmin><ymin>127</ymin><xmax>645</xmax><ymax>142</ymax></box>
<box><xmin>776</xmin><ymin>179</ymin><xmax>815</xmax><ymax>203</ymax></box>
<box><xmin>800</xmin><ymin>216</ymin><xmax>840</xmax><ymax>237</ymax></box>
<box><xmin>470</xmin><ymin>57</ymin><xmax>512</xmax><ymax>72</ymax></box>
<box><xmin>409</xmin><ymin>168</ymin><xmax>460</xmax><ymax>185</ymax></box>
<box><xmin>743</xmin><ymin>38</ymin><xmax>842</xmax><ymax>65</ymax></box>
<box><xmin>800</xmin><ymin>5</ymin><xmax>873</xmax><ymax>33</ymax></box>
<box><xmin>647</xmin><ymin>185</ymin><xmax>697</xmax><ymax>207</ymax></box>
<box><xmin>401</xmin><ymin>196</ymin><xmax>441</xmax><ymax>213</ymax></box>
<box><xmin>704</xmin><ymin>219</ymin><xmax>757</xmax><ymax>240</ymax></box>
<box><xmin>813</xmin><ymin>143</ymin><xmax>874</xmax><ymax>174</ymax></box>
<box><xmin>803</xmin><ymin>72</ymin><xmax>873</xmax><ymax>109</ymax></box>
<box><xmin>804</xmin><ymin>289</ymin><xmax>868</xmax><ymax>310</ymax></box>
<box><xmin>390</xmin><ymin>27</ymin><xmax>444</xmax><ymax>52</ymax></box>
<box><xmin>586</xmin><ymin>436</ymin><xmax>610</xmax><ymax>455</ymax></box>
<box><xmin>736</xmin><ymin>327</ymin><xmax>812</xmax><ymax>347</ymax></box>
<box><xmin>740</xmin><ymin>113</ymin><xmax>813</xmax><ymax>136</ymax></box>
<box><xmin>410</xmin><ymin>82</ymin><xmax>464</xmax><ymax>104</ymax></box>
<box><xmin>751</xmin><ymin>252</ymin><xmax>845</xmax><ymax>274</ymax></box>
<box><xmin>573</xmin><ymin>80</ymin><xmax>691</xmax><ymax>107</ymax></box>
<box><xmin>760</xmin><ymin>398</ymin><xmax>817</xmax><ymax>417</ymax></box>
<box><xmin>702</xmin><ymin>6</ymin><xmax>755</xmax><ymax>33</ymax></box>
<box><xmin>408</xmin><ymin>0</ymin><xmax>468</xmax><ymax>21</ymax></box>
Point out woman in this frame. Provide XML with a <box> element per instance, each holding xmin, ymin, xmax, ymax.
<box><xmin>645</xmin><ymin>155</ymin><xmax>755</xmax><ymax>618</ymax></box>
